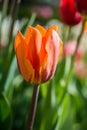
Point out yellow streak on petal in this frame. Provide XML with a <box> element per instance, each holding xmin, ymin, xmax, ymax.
<box><xmin>49</xmin><ymin>25</ymin><xmax>58</xmax><ymax>32</ymax></box>
<box><xmin>84</xmin><ymin>21</ymin><xmax>87</xmax><ymax>33</ymax></box>
<box><xmin>57</xmin><ymin>36</ymin><xmax>63</xmax><ymax>61</ymax></box>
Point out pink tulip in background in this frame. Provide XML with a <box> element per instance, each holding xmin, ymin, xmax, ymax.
<box><xmin>63</xmin><ymin>41</ymin><xmax>83</xmax><ymax>61</ymax></box>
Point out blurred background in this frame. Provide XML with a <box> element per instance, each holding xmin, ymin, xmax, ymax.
<box><xmin>0</xmin><ymin>0</ymin><xmax>87</xmax><ymax>130</ymax></box>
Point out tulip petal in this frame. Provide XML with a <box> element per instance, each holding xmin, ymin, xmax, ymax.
<box><xmin>14</xmin><ymin>31</ymin><xmax>25</xmax><ymax>51</ymax></box>
<box><xmin>39</xmin><ymin>25</ymin><xmax>58</xmax><ymax>65</ymax></box>
<box><xmin>41</xmin><ymin>28</ymin><xmax>62</xmax><ymax>82</ymax></box>
<box><xmin>14</xmin><ymin>31</ymin><xmax>34</xmax><ymax>82</ymax></box>
<box><xmin>25</xmin><ymin>26</ymin><xmax>42</xmax><ymax>71</ymax></box>
<box><xmin>25</xmin><ymin>26</ymin><xmax>42</xmax><ymax>53</ymax></box>
<box><xmin>58</xmin><ymin>38</ymin><xmax>63</xmax><ymax>61</ymax></box>
<box><xmin>35</xmin><ymin>25</ymin><xmax>46</xmax><ymax>37</ymax></box>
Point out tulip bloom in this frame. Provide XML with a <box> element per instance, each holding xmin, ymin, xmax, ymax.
<box><xmin>59</xmin><ymin>0</ymin><xmax>82</xmax><ymax>26</ymax></box>
<box><xmin>75</xmin><ymin>0</ymin><xmax>87</xmax><ymax>14</ymax></box>
<box><xmin>14</xmin><ymin>25</ymin><xmax>63</xmax><ymax>84</ymax></box>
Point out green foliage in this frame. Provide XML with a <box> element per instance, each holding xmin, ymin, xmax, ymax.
<box><xmin>0</xmin><ymin>93</ymin><xmax>12</xmax><ymax>130</ymax></box>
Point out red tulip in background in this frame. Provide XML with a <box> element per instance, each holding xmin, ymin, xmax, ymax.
<box><xmin>75</xmin><ymin>0</ymin><xmax>87</xmax><ymax>14</ymax></box>
<box><xmin>59</xmin><ymin>0</ymin><xmax>82</xmax><ymax>26</ymax></box>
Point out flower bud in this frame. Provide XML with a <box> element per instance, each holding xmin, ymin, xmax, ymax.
<box><xmin>14</xmin><ymin>25</ymin><xmax>63</xmax><ymax>84</ymax></box>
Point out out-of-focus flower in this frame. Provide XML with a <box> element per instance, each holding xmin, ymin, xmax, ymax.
<box><xmin>74</xmin><ymin>61</ymin><xmax>87</xmax><ymax>78</ymax></box>
<box><xmin>13</xmin><ymin>20</ymin><xmax>21</xmax><ymax>36</ymax></box>
<box><xmin>0</xmin><ymin>16</ymin><xmax>21</xmax><ymax>48</ymax></box>
<box><xmin>1</xmin><ymin>16</ymin><xmax>11</xmax><ymax>47</ymax></box>
<box><xmin>31</xmin><ymin>6</ymin><xmax>53</xmax><ymax>19</ymax></box>
<box><xmin>63</xmin><ymin>41</ymin><xmax>83</xmax><ymax>60</ymax></box>
<box><xmin>14</xmin><ymin>25</ymin><xmax>63</xmax><ymax>84</ymax></box>
<box><xmin>59</xmin><ymin>0</ymin><xmax>82</xmax><ymax>26</ymax></box>
<box><xmin>75</xmin><ymin>0</ymin><xmax>87</xmax><ymax>14</ymax></box>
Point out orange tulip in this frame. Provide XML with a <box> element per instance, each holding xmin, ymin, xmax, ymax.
<box><xmin>14</xmin><ymin>25</ymin><xmax>63</xmax><ymax>84</ymax></box>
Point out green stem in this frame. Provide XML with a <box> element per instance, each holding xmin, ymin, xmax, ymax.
<box><xmin>73</xmin><ymin>19</ymin><xmax>86</xmax><ymax>60</ymax></box>
<box><xmin>59</xmin><ymin>19</ymin><xmax>86</xmax><ymax>106</ymax></box>
<box><xmin>27</xmin><ymin>84</ymin><xmax>40</xmax><ymax>130</ymax></box>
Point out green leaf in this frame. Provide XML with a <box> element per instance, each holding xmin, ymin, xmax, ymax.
<box><xmin>21</xmin><ymin>13</ymin><xmax>36</xmax><ymax>35</ymax></box>
<box><xmin>4</xmin><ymin>56</ymin><xmax>17</xmax><ymax>100</ymax></box>
<box><xmin>55</xmin><ymin>94</ymin><xmax>75</xmax><ymax>130</ymax></box>
<box><xmin>40</xmin><ymin>81</ymin><xmax>50</xmax><ymax>98</ymax></box>
<box><xmin>40</xmin><ymin>80</ymin><xmax>58</xmax><ymax>130</ymax></box>
<box><xmin>64</xmin><ymin>55</ymin><xmax>72</xmax><ymax>78</ymax></box>
<box><xmin>0</xmin><ymin>93</ymin><xmax>12</xmax><ymax>130</ymax></box>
